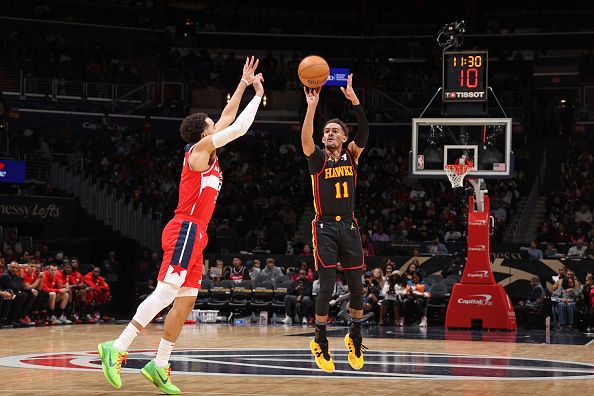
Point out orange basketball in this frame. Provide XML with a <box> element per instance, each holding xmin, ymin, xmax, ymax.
<box><xmin>298</xmin><ymin>55</ymin><xmax>330</xmax><ymax>88</ymax></box>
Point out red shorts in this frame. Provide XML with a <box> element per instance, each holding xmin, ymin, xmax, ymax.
<box><xmin>157</xmin><ymin>218</ymin><xmax>207</xmax><ymax>289</ymax></box>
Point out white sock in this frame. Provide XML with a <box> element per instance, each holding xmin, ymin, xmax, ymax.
<box><xmin>154</xmin><ymin>338</ymin><xmax>175</xmax><ymax>368</ymax></box>
<box><xmin>113</xmin><ymin>323</ymin><xmax>140</xmax><ymax>352</ymax></box>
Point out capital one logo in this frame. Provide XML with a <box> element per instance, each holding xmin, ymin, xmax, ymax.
<box><xmin>467</xmin><ymin>270</ymin><xmax>489</xmax><ymax>278</ymax></box>
<box><xmin>457</xmin><ymin>294</ymin><xmax>494</xmax><ymax>306</ymax></box>
<box><xmin>468</xmin><ymin>245</ymin><xmax>486</xmax><ymax>252</ymax></box>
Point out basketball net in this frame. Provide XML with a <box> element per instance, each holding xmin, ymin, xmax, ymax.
<box><xmin>444</xmin><ymin>164</ymin><xmax>472</xmax><ymax>188</ymax></box>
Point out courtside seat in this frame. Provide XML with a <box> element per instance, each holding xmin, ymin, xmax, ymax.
<box><xmin>195</xmin><ymin>279</ymin><xmax>213</xmax><ymax>309</ymax></box>
<box><xmin>251</xmin><ymin>281</ymin><xmax>274</xmax><ymax>311</ymax></box>
<box><xmin>426</xmin><ymin>282</ymin><xmax>449</xmax><ymax>324</ymax></box>
<box><xmin>229</xmin><ymin>281</ymin><xmax>254</xmax><ymax>315</ymax></box>
<box><xmin>208</xmin><ymin>280</ymin><xmax>233</xmax><ymax>312</ymax></box>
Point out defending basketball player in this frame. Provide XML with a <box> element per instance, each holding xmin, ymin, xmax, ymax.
<box><xmin>301</xmin><ymin>74</ymin><xmax>369</xmax><ymax>372</ymax></box>
<box><xmin>98</xmin><ymin>56</ymin><xmax>264</xmax><ymax>394</ymax></box>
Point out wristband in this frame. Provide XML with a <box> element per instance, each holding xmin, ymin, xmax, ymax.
<box><xmin>241</xmin><ymin>78</ymin><xmax>249</xmax><ymax>86</ymax></box>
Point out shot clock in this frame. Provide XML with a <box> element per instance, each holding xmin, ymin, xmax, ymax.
<box><xmin>442</xmin><ymin>50</ymin><xmax>488</xmax><ymax>102</ymax></box>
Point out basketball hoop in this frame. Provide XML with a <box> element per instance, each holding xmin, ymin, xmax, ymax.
<box><xmin>444</xmin><ymin>164</ymin><xmax>472</xmax><ymax>188</ymax></box>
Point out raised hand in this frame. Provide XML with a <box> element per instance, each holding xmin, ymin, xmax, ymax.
<box><xmin>303</xmin><ymin>86</ymin><xmax>321</xmax><ymax>108</ymax></box>
<box><xmin>340</xmin><ymin>73</ymin><xmax>360</xmax><ymax>105</ymax></box>
<box><xmin>253</xmin><ymin>73</ymin><xmax>264</xmax><ymax>96</ymax></box>
<box><xmin>241</xmin><ymin>55</ymin><xmax>260</xmax><ymax>85</ymax></box>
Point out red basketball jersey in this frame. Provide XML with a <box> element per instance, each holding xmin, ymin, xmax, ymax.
<box><xmin>173</xmin><ymin>144</ymin><xmax>223</xmax><ymax>228</ymax></box>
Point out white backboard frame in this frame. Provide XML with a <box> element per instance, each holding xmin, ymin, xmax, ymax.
<box><xmin>410</xmin><ymin>117</ymin><xmax>512</xmax><ymax>178</ymax></box>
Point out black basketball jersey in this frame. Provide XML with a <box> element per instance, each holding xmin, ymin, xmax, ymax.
<box><xmin>307</xmin><ymin>145</ymin><xmax>357</xmax><ymax>216</ymax></box>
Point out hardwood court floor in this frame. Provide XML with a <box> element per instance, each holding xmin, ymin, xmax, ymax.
<box><xmin>0</xmin><ymin>323</ymin><xmax>593</xmax><ymax>395</ymax></box>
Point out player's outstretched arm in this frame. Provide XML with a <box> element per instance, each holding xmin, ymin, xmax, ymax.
<box><xmin>189</xmin><ymin>75</ymin><xmax>264</xmax><ymax>171</ymax></box>
<box><xmin>340</xmin><ymin>74</ymin><xmax>368</xmax><ymax>162</ymax></box>
<box><xmin>301</xmin><ymin>87</ymin><xmax>320</xmax><ymax>157</ymax></box>
<box><xmin>215</xmin><ymin>56</ymin><xmax>259</xmax><ymax>131</ymax></box>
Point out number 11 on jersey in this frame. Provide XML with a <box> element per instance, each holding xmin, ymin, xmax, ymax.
<box><xmin>335</xmin><ymin>181</ymin><xmax>349</xmax><ymax>199</ymax></box>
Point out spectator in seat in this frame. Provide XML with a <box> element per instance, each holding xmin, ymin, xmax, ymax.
<box><xmin>22</xmin><ymin>262</ymin><xmax>43</xmax><ymax>323</ymax></box>
<box><xmin>369</xmin><ymin>267</ymin><xmax>385</xmax><ymax>290</ymax></box>
<box><xmin>84</xmin><ymin>266</ymin><xmax>112</xmax><ymax>321</ymax></box>
<box><xmin>514</xmin><ymin>276</ymin><xmax>545</xmax><ymax>328</ymax></box>
<box><xmin>426</xmin><ymin>237</ymin><xmax>449</xmax><ymax>255</ymax></box>
<box><xmin>409</xmin><ymin>184</ymin><xmax>426</xmax><ymax>200</ymax></box>
<box><xmin>552</xmin><ymin>265</ymin><xmax>567</xmax><ymax>292</ymax></box>
<box><xmin>567</xmin><ymin>270</ymin><xmax>581</xmax><ymax>290</ymax></box>
<box><xmin>248</xmin><ymin>259</ymin><xmax>261</xmax><ymax>281</ymax></box>
<box><xmin>136</xmin><ymin>278</ymin><xmax>156</xmax><ymax>306</ymax></box>
<box><xmin>260</xmin><ymin>257</ymin><xmax>283</xmax><ymax>283</ymax></box>
<box><xmin>41</xmin><ymin>264</ymin><xmax>72</xmax><ymax>325</ymax></box>
<box><xmin>554</xmin><ymin>277</ymin><xmax>580</xmax><ymax>330</ymax></box>
<box><xmin>520</xmin><ymin>240</ymin><xmax>544</xmax><ymax>260</ymax></box>
<box><xmin>290</xmin><ymin>261</ymin><xmax>313</xmax><ymax>282</ymax></box>
<box><xmin>575</xmin><ymin>204</ymin><xmax>593</xmax><ymax>226</ymax></box>
<box><xmin>62</xmin><ymin>262</ymin><xmax>92</xmax><ymax>323</ymax></box>
<box><xmin>282</xmin><ymin>269</ymin><xmax>313</xmax><ymax>324</ymax></box>
<box><xmin>553</xmin><ymin>224</ymin><xmax>571</xmax><ymax>244</ymax></box>
<box><xmin>101</xmin><ymin>251</ymin><xmax>120</xmax><ymax>280</ymax></box>
<box><xmin>300</xmin><ymin>244</ymin><xmax>312</xmax><ymax>256</ymax></box>
<box><xmin>363</xmin><ymin>271</ymin><xmax>382</xmax><ymax>319</ymax></box>
<box><xmin>444</xmin><ymin>223</ymin><xmax>464</xmax><ymax>243</ymax></box>
<box><xmin>360</xmin><ymin>233</ymin><xmax>375</xmax><ymax>256</ymax></box>
<box><xmin>544</xmin><ymin>243</ymin><xmax>562</xmax><ymax>258</ymax></box>
<box><xmin>491</xmin><ymin>201</ymin><xmax>507</xmax><ymax>224</ymax></box>
<box><xmin>383</xmin><ymin>260</ymin><xmax>395</xmax><ymax>278</ymax></box>
<box><xmin>405</xmin><ymin>260</ymin><xmax>425</xmax><ymax>281</ymax></box>
<box><xmin>226</xmin><ymin>257</ymin><xmax>250</xmax><ymax>283</ymax></box>
<box><xmin>371</xmin><ymin>227</ymin><xmax>390</xmax><ymax>243</ymax></box>
<box><xmin>402</xmin><ymin>274</ymin><xmax>431</xmax><ymax>327</ymax></box>
<box><xmin>567</xmin><ymin>239</ymin><xmax>587</xmax><ymax>258</ymax></box>
<box><xmin>0</xmin><ymin>261</ymin><xmax>36</xmax><ymax>327</ymax></box>
<box><xmin>379</xmin><ymin>270</ymin><xmax>408</xmax><ymax>326</ymax></box>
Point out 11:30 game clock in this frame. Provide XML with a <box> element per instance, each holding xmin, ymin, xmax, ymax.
<box><xmin>442</xmin><ymin>50</ymin><xmax>488</xmax><ymax>102</ymax></box>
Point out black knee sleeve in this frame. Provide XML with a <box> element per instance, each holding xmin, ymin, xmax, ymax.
<box><xmin>315</xmin><ymin>268</ymin><xmax>336</xmax><ymax>316</ymax></box>
<box><xmin>345</xmin><ymin>269</ymin><xmax>363</xmax><ymax>311</ymax></box>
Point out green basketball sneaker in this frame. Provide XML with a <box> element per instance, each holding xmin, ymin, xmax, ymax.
<box><xmin>97</xmin><ymin>340</ymin><xmax>127</xmax><ymax>389</ymax></box>
<box><xmin>140</xmin><ymin>360</ymin><xmax>181</xmax><ymax>395</ymax></box>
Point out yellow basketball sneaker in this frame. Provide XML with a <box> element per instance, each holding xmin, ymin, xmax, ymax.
<box><xmin>309</xmin><ymin>338</ymin><xmax>335</xmax><ymax>372</ymax></box>
<box><xmin>344</xmin><ymin>333</ymin><xmax>366</xmax><ymax>370</ymax></box>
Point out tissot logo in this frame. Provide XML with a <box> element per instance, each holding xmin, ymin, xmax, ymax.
<box><xmin>458</xmin><ymin>294</ymin><xmax>494</xmax><ymax>306</ymax></box>
<box><xmin>446</xmin><ymin>91</ymin><xmax>485</xmax><ymax>99</ymax></box>
<box><xmin>468</xmin><ymin>245</ymin><xmax>486</xmax><ymax>252</ymax></box>
<box><xmin>468</xmin><ymin>220</ymin><xmax>487</xmax><ymax>225</ymax></box>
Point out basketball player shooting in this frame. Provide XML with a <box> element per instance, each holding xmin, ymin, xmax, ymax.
<box><xmin>98</xmin><ymin>56</ymin><xmax>264</xmax><ymax>395</ymax></box>
<box><xmin>301</xmin><ymin>74</ymin><xmax>369</xmax><ymax>372</ymax></box>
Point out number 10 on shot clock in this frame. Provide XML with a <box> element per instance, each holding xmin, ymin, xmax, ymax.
<box><xmin>442</xmin><ymin>50</ymin><xmax>488</xmax><ymax>102</ymax></box>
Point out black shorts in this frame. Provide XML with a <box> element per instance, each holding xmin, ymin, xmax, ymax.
<box><xmin>311</xmin><ymin>214</ymin><xmax>364</xmax><ymax>270</ymax></box>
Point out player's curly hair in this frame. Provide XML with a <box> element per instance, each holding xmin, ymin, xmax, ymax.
<box><xmin>180</xmin><ymin>112</ymin><xmax>209</xmax><ymax>143</ymax></box>
<box><xmin>323</xmin><ymin>118</ymin><xmax>349</xmax><ymax>137</ymax></box>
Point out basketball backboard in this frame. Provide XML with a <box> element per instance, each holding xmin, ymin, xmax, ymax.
<box><xmin>410</xmin><ymin>118</ymin><xmax>513</xmax><ymax>179</ymax></box>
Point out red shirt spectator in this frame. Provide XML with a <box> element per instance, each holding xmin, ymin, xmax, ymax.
<box><xmin>67</xmin><ymin>270</ymin><xmax>85</xmax><ymax>287</ymax></box>
<box><xmin>84</xmin><ymin>270</ymin><xmax>110</xmax><ymax>292</ymax></box>
<box><xmin>22</xmin><ymin>264</ymin><xmax>39</xmax><ymax>287</ymax></box>
<box><xmin>42</xmin><ymin>266</ymin><xmax>64</xmax><ymax>293</ymax></box>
